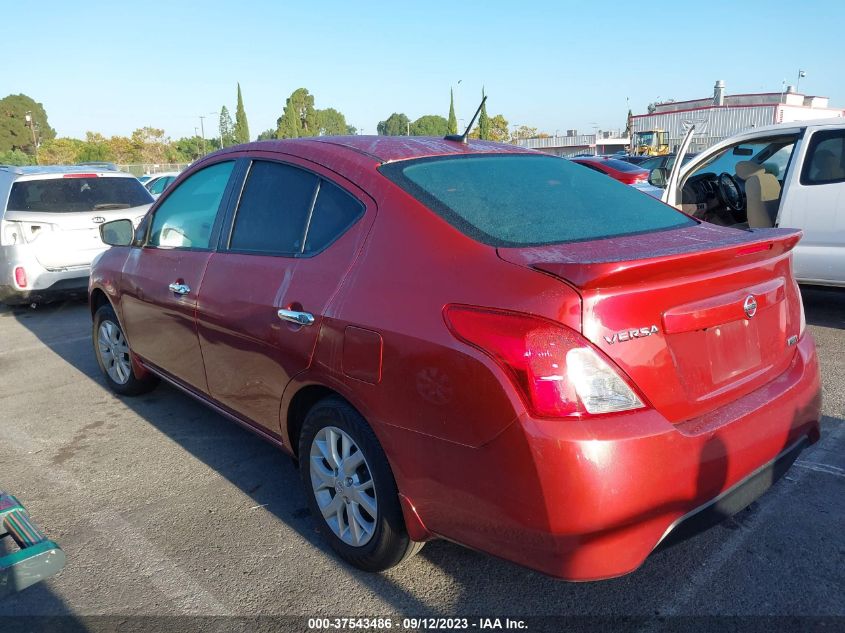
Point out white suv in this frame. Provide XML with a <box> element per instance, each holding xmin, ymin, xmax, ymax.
<box><xmin>0</xmin><ymin>165</ymin><xmax>153</xmax><ymax>305</ymax></box>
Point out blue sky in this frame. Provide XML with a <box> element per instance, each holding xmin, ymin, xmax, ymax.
<box><xmin>3</xmin><ymin>0</ymin><xmax>844</xmax><ymax>140</ymax></box>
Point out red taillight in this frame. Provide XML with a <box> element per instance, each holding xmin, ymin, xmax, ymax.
<box><xmin>14</xmin><ymin>266</ymin><xmax>27</xmax><ymax>288</ymax></box>
<box><xmin>63</xmin><ymin>173</ymin><xmax>98</xmax><ymax>178</ymax></box>
<box><xmin>444</xmin><ymin>306</ymin><xmax>645</xmax><ymax>418</ymax></box>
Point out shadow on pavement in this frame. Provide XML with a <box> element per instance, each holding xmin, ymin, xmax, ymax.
<box><xmin>0</xmin><ymin>298</ymin><xmax>832</xmax><ymax>620</ymax></box>
<box><xmin>800</xmin><ymin>285</ymin><xmax>845</xmax><ymax>329</ymax></box>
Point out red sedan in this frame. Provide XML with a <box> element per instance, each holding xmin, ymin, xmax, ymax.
<box><xmin>571</xmin><ymin>155</ymin><xmax>650</xmax><ymax>184</ymax></box>
<box><xmin>90</xmin><ymin>137</ymin><xmax>820</xmax><ymax>581</ymax></box>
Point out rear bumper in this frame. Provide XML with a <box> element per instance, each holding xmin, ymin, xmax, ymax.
<box><xmin>402</xmin><ymin>334</ymin><xmax>821</xmax><ymax>581</ymax></box>
<box><xmin>0</xmin><ymin>244</ymin><xmax>90</xmax><ymax>304</ymax></box>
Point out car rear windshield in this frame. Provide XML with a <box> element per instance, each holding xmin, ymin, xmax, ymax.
<box><xmin>7</xmin><ymin>176</ymin><xmax>153</xmax><ymax>213</ymax></box>
<box><xmin>380</xmin><ymin>154</ymin><xmax>695</xmax><ymax>246</ymax></box>
<box><xmin>596</xmin><ymin>158</ymin><xmax>646</xmax><ymax>173</ymax></box>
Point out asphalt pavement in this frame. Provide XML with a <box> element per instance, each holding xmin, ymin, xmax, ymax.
<box><xmin>0</xmin><ymin>287</ymin><xmax>842</xmax><ymax>632</ymax></box>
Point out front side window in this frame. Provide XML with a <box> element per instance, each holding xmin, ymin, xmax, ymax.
<box><xmin>380</xmin><ymin>154</ymin><xmax>694</xmax><ymax>247</ymax></box>
<box><xmin>148</xmin><ymin>161</ymin><xmax>234</xmax><ymax>249</ymax></box>
<box><xmin>801</xmin><ymin>130</ymin><xmax>845</xmax><ymax>185</ymax></box>
<box><xmin>689</xmin><ymin>136</ymin><xmax>798</xmax><ymax>182</ymax></box>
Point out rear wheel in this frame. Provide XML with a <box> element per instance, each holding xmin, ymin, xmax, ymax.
<box><xmin>93</xmin><ymin>304</ymin><xmax>158</xmax><ymax>396</ymax></box>
<box><xmin>299</xmin><ymin>396</ymin><xmax>423</xmax><ymax>572</ymax></box>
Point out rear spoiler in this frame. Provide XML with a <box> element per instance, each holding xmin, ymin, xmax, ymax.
<box><xmin>503</xmin><ymin>225</ymin><xmax>802</xmax><ymax>290</ymax></box>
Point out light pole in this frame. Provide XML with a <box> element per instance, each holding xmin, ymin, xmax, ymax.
<box><xmin>797</xmin><ymin>69</ymin><xmax>806</xmax><ymax>91</ymax></box>
<box><xmin>198</xmin><ymin>111</ymin><xmax>215</xmax><ymax>154</ymax></box>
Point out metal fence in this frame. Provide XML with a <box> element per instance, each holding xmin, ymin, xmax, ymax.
<box><xmin>116</xmin><ymin>163</ymin><xmax>189</xmax><ymax>177</ymax></box>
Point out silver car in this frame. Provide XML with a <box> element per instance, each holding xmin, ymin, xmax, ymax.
<box><xmin>0</xmin><ymin>165</ymin><xmax>153</xmax><ymax>304</ymax></box>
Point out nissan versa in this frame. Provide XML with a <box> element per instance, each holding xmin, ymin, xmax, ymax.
<box><xmin>88</xmin><ymin>136</ymin><xmax>821</xmax><ymax>581</ymax></box>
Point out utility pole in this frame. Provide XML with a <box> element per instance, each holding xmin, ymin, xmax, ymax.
<box><xmin>194</xmin><ymin>127</ymin><xmax>201</xmax><ymax>157</ymax></box>
<box><xmin>24</xmin><ymin>111</ymin><xmax>38</xmax><ymax>163</ymax></box>
<box><xmin>198</xmin><ymin>115</ymin><xmax>207</xmax><ymax>155</ymax></box>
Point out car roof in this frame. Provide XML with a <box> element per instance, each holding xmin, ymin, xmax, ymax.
<box><xmin>0</xmin><ymin>165</ymin><xmax>134</xmax><ymax>177</ymax></box>
<box><xmin>220</xmin><ymin>135</ymin><xmax>537</xmax><ymax>165</ymax></box>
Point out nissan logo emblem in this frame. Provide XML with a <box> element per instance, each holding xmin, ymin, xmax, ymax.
<box><xmin>743</xmin><ymin>295</ymin><xmax>758</xmax><ymax>319</ymax></box>
<box><xmin>92</xmin><ymin>216</ymin><xmax>106</xmax><ymax>224</ymax></box>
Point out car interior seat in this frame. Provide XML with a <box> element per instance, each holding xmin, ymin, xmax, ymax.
<box><xmin>745</xmin><ymin>172</ymin><xmax>781</xmax><ymax>228</ymax></box>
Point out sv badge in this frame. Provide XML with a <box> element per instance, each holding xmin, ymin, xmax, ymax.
<box><xmin>605</xmin><ymin>325</ymin><xmax>659</xmax><ymax>345</ymax></box>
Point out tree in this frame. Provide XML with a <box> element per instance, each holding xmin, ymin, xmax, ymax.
<box><xmin>36</xmin><ymin>138</ymin><xmax>83</xmax><ymax>164</ymax></box>
<box><xmin>478</xmin><ymin>88</ymin><xmax>490</xmax><ymax>140</ymax></box>
<box><xmin>488</xmin><ymin>114</ymin><xmax>509</xmax><ymax>142</ymax></box>
<box><xmin>0</xmin><ymin>149</ymin><xmax>34</xmax><ymax>165</ymax></box>
<box><xmin>447</xmin><ymin>88</ymin><xmax>458</xmax><ymax>135</ymax></box>
<box><xmin>377</xmin><ymin>113</ymin><xmax>410</xmax><ymax>136</ymax></box>
<box><xmin>317</xmin><ymin>108</ymin><xmax>348</xmax><ymax>136</ymax></box>
<box><xmin>276</xmin><ymin>88</ymin><xmax>318</xmax><ymax>139</ymax></box>
<box><xmin>234</xmin><ymin>83</ymin><xmax>250</xmax><ymax>143</ymax></box>
<box><xmin>171</xmin><ymin>136</ymin><xmax>209</xmax><ymax>162</ymax></box>
<box><xmin>0</xmin><ymin>94</ymin><xmax>56</xmax><ymax>156</ymax></box>
<box><xmin>512</xmin><ymin>125</ymin><xmax>538</xmax><ymax>142</ymax></box>
<box><xmin>131</xmin><ymin>127</ymin><xmax>170</xmax><ymax>163</ymax></box>
<box><xmin>76</xmin><ymin>132</ymin><xmax>109</xmax><ymax>162</ymax></box>
<box><xmin>346</xmin><ymin>125</ymin><xmax>357</xmax><ymax>135</ymax></box>
<box><xmin>257</xmin><ymin>129</ymin><xmax>277</xmax><ymax>141</ymax></box>
<box><xmin>219</xmin><ymin>105</ymin><xmax>235</xmax><ymax>148</ymax></box>
<box><xmin>410</xmin><ymin>115</ymin><xmax>449</xmax><ymax>136</ymax></box>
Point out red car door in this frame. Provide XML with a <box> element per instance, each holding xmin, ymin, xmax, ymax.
<box><xmin>196</xmin><ymin>157</ymin><xmax>374</xmax><ymax>436</ymax></box>
<box><xmin>119</xmin><ymin>161</ymin><xmax>236</xmax><ymax>392</ymax></box>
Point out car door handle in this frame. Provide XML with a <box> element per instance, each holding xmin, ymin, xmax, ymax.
<box><xmin>277</xmin><ymin>308</ymin><xmax>315</xmax><ymax>326</ymax></box>
<box><xmin>168</xmin><ymin>282</ymin><xmax>191</xmax><ymax>295</ymax></box>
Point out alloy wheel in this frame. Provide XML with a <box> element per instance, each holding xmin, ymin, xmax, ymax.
<box><xmin>309</xmin><ymin>426</ymin><xmax>378</xmax><ymax>547</ymax></box>
<box><xmin>97</xmin><ymin>320</ymin><xmax>131</xmax><ymax>385</ymax></box>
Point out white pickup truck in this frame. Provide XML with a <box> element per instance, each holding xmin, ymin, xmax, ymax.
<box><xmin>654</xmin><ymin>118</ymin><xmax>845</xmax><ymax>287</ymax></box>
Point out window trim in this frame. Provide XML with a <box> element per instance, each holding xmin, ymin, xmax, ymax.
<box><xmin>221</xmin><ymin>158</ymin><xmax>365</xmax><ymax>259</ymax></box>
<box><xmin>141</xmin><ymin>159</ymin><xmax>238</xmax><ymax>252</ymax></box>
<box><xmin>800</xmin><ymin>129</ymin><xmax>845</xmax><ymax>186</ymax></box>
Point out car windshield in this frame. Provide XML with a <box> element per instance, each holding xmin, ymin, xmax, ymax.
<box><xmin>7</xmin><ymin>176</ymin><xmax>154</xmax><ymax>212</ymax></box>
<box><xmin>380</xmin><ymin>154</ymin><xmax>695</xmax><ymax>247</ymax></box>
<box><xmin>690</xmin><ymin>136</ymin><xmax>799</xmax><ymax>181</ymax></box>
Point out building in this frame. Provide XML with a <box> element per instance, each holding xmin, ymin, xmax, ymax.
<box><xmin>514</xmin><ymin>129</ymin><xmax>629</xmax><ymax>157</ymax></box>
<box><xmin>632</xmin><ymin>80</ymin><xmax>845</xmax><ymax>153</ymax></box>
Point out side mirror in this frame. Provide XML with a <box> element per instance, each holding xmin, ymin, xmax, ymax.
<box><xmin>648</xmin><ymin>167</ymin><xmax>668</xmax><ymax>188</ymax></box>
<box><xmin>99</xmin><ymin>219</ymin><xmax>134</xmax><ymax>246</ymax></box>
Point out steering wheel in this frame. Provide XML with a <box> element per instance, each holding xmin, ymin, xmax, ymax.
<box><xmin>717</xmin><ymin>172</ymin><xmax>744</xmax><ymax>211</ymax></box>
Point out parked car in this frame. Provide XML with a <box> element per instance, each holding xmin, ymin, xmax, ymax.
<box><xmin>143</xmin><ymin>172</ymin><xmax>180</xmax><ymax>199</ymax></box>
<box><xmin>0</xmin><ymin>165</ymin><xmax>154</xmax><ymax>305</ymax></box>
<box><xmin>570</xmin><ymin>156</ymin><xmax>650</xmax><ymax>185</ymax></box>
<box><xmin>637</xmin><ymin>152</ymin><xmax>696</xmax><ymax>173</ymax></box>
<box><xmin>658</xmin><ymin>118</ymin><xmax>845</xmax><ymax>286</ymax></box>
<box><xmin>0</xmin><ymin>490</ymin><xmax>65</xmax><ymax>599</ymax></box>
<box><xmin>611</xmin><ymin>154</ymin><xmax>654</xmax><ymax>166</ymax></box>
<box><xmin>90</xmin><ymin>137</ymin><xmax>820</xmax><ymax>581</ymax></box>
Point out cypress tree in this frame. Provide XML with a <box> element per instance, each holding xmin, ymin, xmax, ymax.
<box><xmin>234</xmin><ymin>83</ymin><xmax>250</xmax><ymax>144</ymax></box>
<box><xmin>478</xmin><ymin>88</ymin><xmax>490</xmax><ymax>140</ymax></box>
<box><xmin>447</xmin><ymin>88</ymin><xmax>458</xmax><ymax>135</ymax></box>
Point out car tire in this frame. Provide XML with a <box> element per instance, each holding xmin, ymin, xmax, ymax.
<box><xmin>299</xmin><ymin>396</ymin><xmax>423</xmax><ymax>572</ymax></box>
<box><xmin>93</xmin><ymin>304</ymin><xmax>158</xmax><ymax>396</ymax></box>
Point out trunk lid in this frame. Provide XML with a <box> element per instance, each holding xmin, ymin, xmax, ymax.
<box><xmin>3</xmin><ymin>206</ymin><xmax>151</xmax><ymax>269</ymax></box>
<box><xmin>498</xmin><ymin>223</ymin><xmax>804</xmax><ymax>423</ymax></box>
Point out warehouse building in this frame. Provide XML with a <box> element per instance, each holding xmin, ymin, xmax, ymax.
<box><xmin>632</xmin><ymin>80</ymin><xmax>845</xmax><ymax>153</ymax></box>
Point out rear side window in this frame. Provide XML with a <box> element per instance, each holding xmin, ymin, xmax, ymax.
<box><xmin>7</xmin><ymin>176</ymin><xmax>153</xmax><ymax>212</ymax></box>
<box><xmin>229</xmin><ymin>160</ymin><xmax>364</xmax><ymax>256</ymax></box>
<box><xmin>304</xmin><ymin>180</ymin><xmax>364</xmax><ymax>254</ymax></box>
<box><xmin>801</xmin><ymin>130</ymin><xmax>845</xmax><ymax>185</ymax></box>
<box><xmin>230</xmin><ymin>161</ymin><xmax>318</xmax><ymax>255</ymax></box>
<box><xmin>149</xmin><ymin>161</ymin><xmax>234</xmax><ymax>249</ymax></box>
<box><xmin>380</xmin><ymin>154</ymin><xmax>694</xmax><ymax>246</ymax></box>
